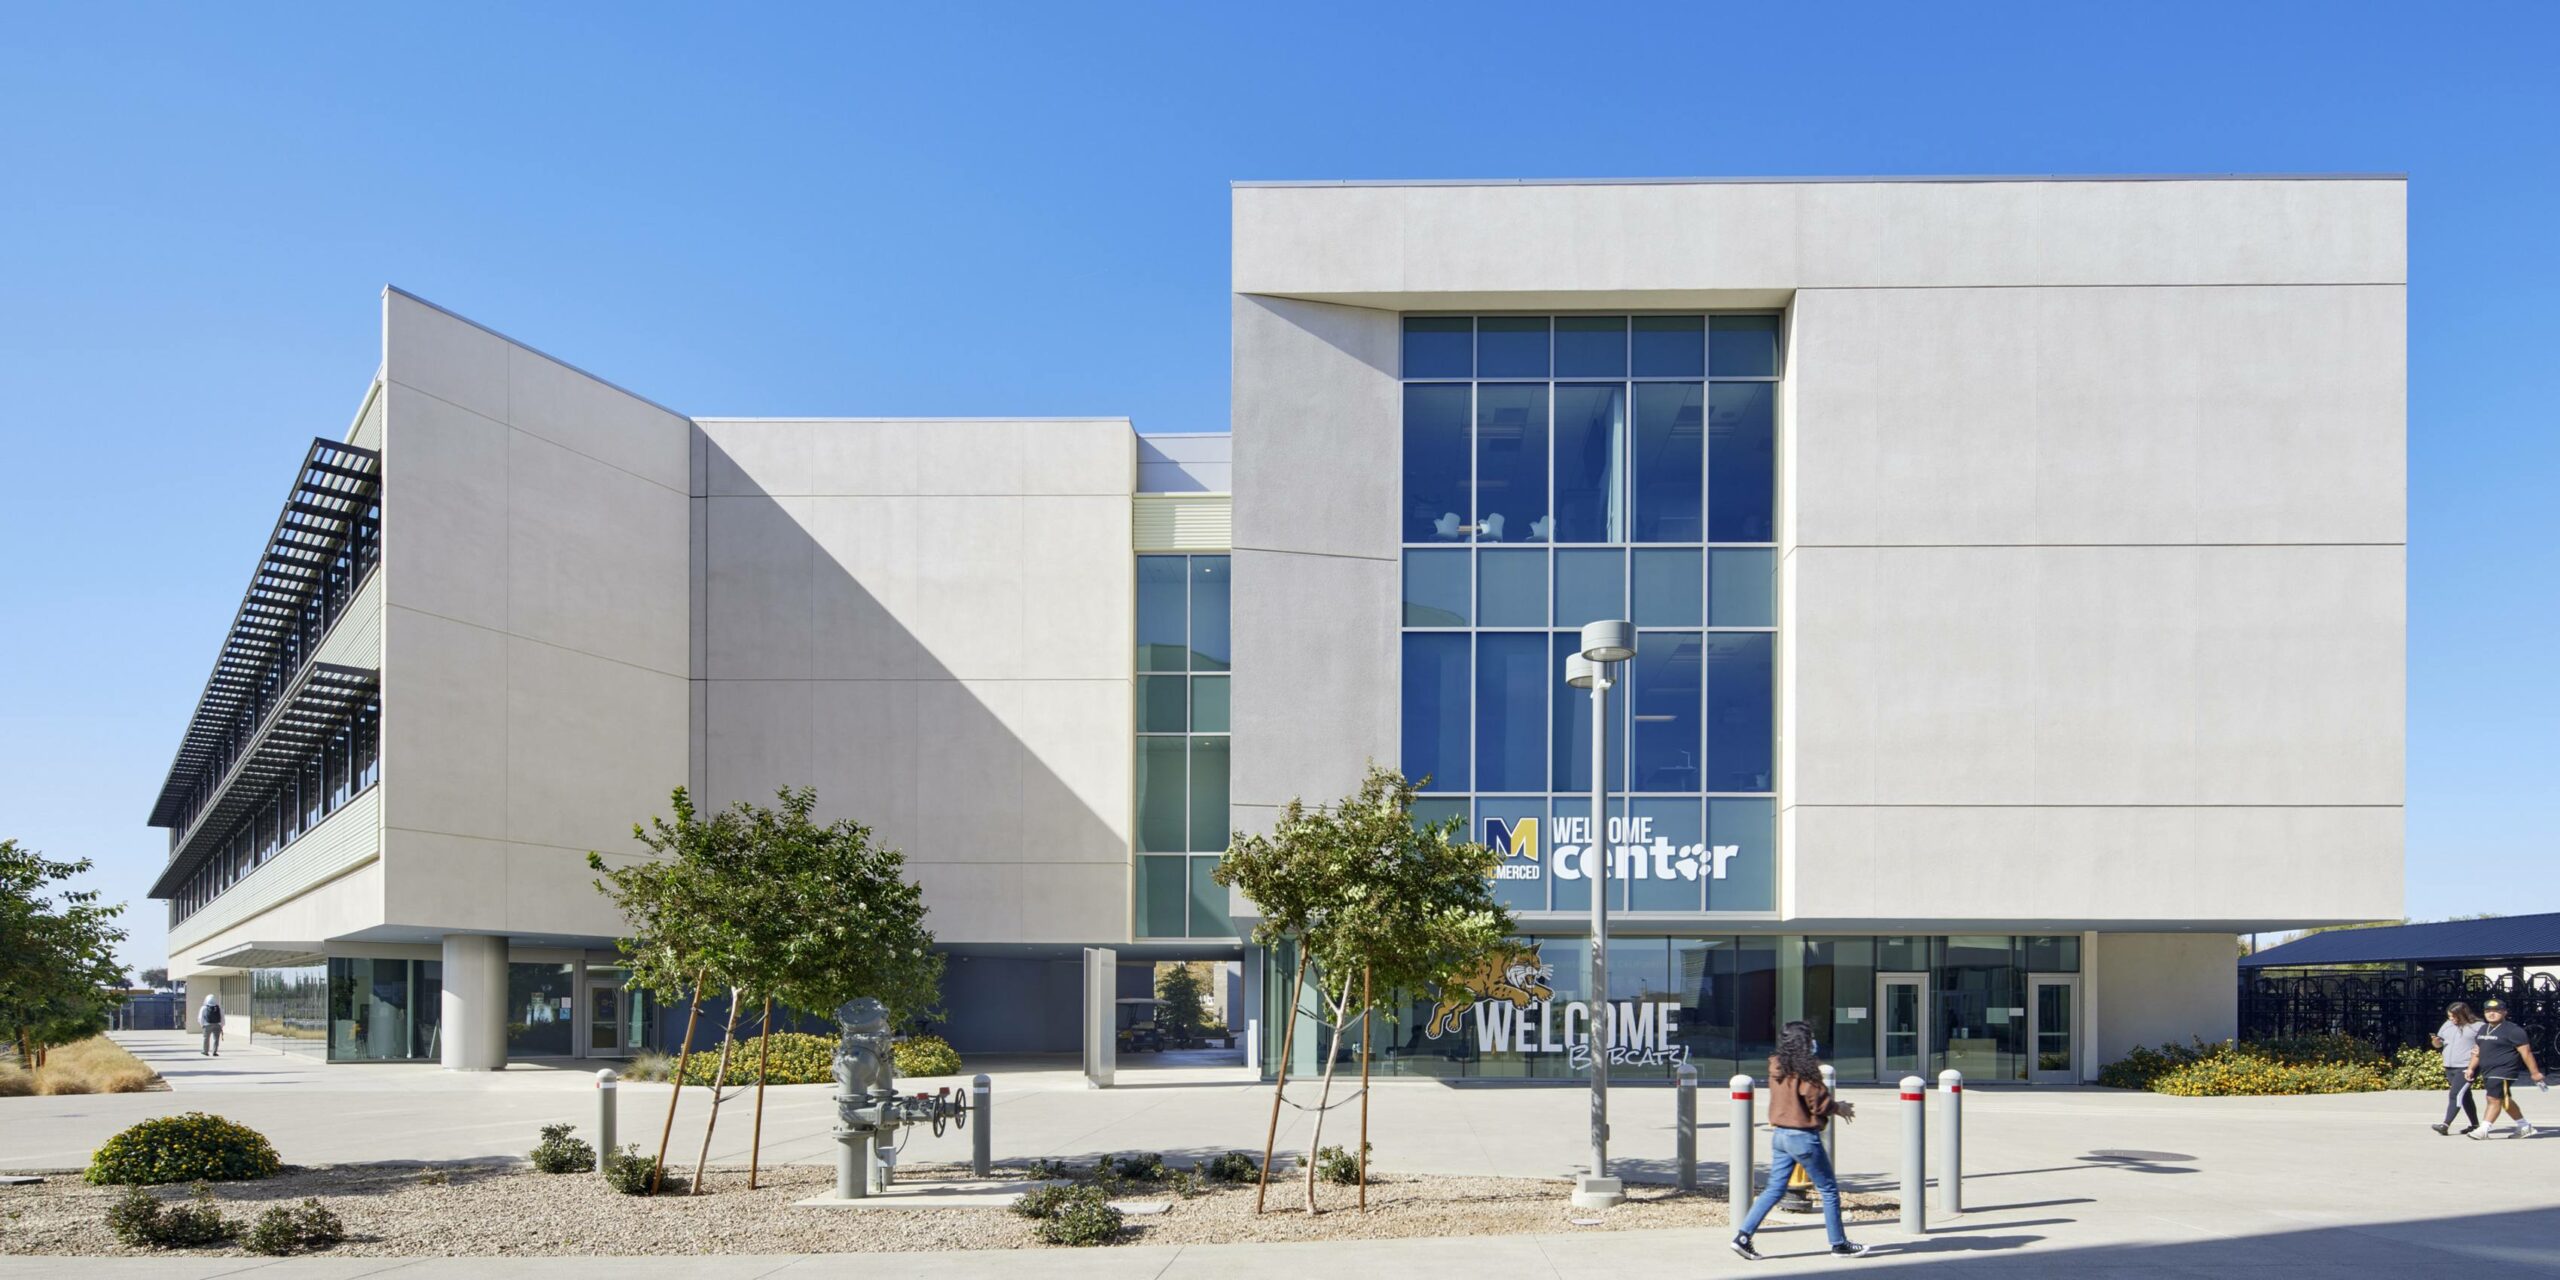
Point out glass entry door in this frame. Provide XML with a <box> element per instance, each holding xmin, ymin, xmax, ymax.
<box><xmin>1877</xmin><ymin>973</ymin><xmax>1928</xmax><ymax>1082</ymax></box>
<box><xmin>2028</xmin><ymin>975</ymin><xmax>2078</xmax><ymax>1084</ymax></box>
<box><xmin>586</xmin><ymin>982</ymin><xmax>625</xmax><ymax>1058</ymax></box>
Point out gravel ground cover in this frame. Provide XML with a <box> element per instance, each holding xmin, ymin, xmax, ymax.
<box><xmin>0</xmin><ymin>1159</ymin><xmax>1895</xmax><ymax>1256</ymax></box>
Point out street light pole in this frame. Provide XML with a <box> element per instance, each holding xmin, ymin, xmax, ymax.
<box><xmin>1570</xmin><ymin>619</ymin><xmax>1635</xmax><ymax>1211</ymax></box>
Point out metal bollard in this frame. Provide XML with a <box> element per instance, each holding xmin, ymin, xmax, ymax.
<box><xmin>594</xmin><ymin>1069</ymin><xmax>618</xmax><ymax>1176</ymax></box>
<box><xmin>1936</xmin><ymin>1069</ymin><xmax>1963</xmax><ymax>1216</ymax></box>
<box><xmin>1728</xmin><ymin>1073</ymin><xmax>1756</xmax><ymax>1222</ymax></box>
<box><xmin>1899</xmin><ymin>1075</ymin><xmax>1927</xmax><ymax>1234</ymax></box>
<box><xmin>1818</xmin><ymin>1063</ymin><xmax>1838</xmax><ymax>1169</ymax></box>
<box><xmin>972</xmin><ymin>1074</ymin><xmax>993</xmax><ymax>1178</ymax></box>
<box><xmin>1676</xmin><ymin>1065</ymin><xmax>1698</xmax><ymax>1192</ymax></box>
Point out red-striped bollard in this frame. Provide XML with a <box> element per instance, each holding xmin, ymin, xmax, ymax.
<box><xmin>1728</xmin><ymin>1073</ymin><xmax>1755</xmax><ymax>1221</ymax></box>
<box><xmin>1936</xmin><ymin>1069</ymin><xmax>1963</xmax><ymax>1216</ymax></box>
<box><xmin>1899</xmin><ymin>1074</ymin><xmax>1927</xmax><ymax>1234</ymax></box>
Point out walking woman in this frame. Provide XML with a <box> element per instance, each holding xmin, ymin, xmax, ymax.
<box><xmin>2431</xmin><ymin>1002</ymin><xmax>2483</xmax><ymax>1135</ymax></box>
<box><xmin>1731</xmin><ymin>1021</ymin><xmax>1867</xmax><ymax>1261</ymax></box>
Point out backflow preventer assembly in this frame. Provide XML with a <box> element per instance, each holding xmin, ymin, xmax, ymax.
<box><xmin>830</xmin><ymin>997</ymin><xmax>971</xmax><ymax>1198</ymax></box>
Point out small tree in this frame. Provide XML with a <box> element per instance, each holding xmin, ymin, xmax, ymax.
<box><xmin>1215</xmin><ymin>765</ymin><xmax>1511</xmax><ymax>1213</ymax></box>
<box><xmin>748</xmin><ymin>788</ymin><xmax>942</xmax><ymax>1028</ymax></box>
<box><xmin>0</xmin><ymin>840</ymin><xmax>129</xmax><ymax>1065</ymax></box>
<box><xmin>140</xmin><ymin>968</ymin><xmax>170</xmax><ymax>991</ymax></box>
<box><xmin>589</xmin><ymin>790</ymin><xmax>750</xmax><ymax>1191</ymax></box>
<box><xmin>1156</xmin><ymin>964</ymin><xmax>1209</xmax><ymax>1045</ymax></box>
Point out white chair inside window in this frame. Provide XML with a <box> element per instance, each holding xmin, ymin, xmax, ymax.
<box><xmin>1529</xmin><ymin>515</ymin><xmax>1553</xmax><ymax>541</ymax></box>
<box><xmin>1433</xmin><ymin>511</ymin><xmax>1464</xmax><ymax>540</ymax></box>
<box><xmin>1477</xmin><ymin>511</ymin><xmax>1505</xmax><ymax>542</ymax></box>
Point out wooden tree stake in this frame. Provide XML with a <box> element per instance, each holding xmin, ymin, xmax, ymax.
<box><xmin>1256</xmin><ymin>947</ymin><xmax>1308</xmax><ymax>1214</ymax></box>
<box><xmin>748</xmin><ymin>997</ymin><xmax>774</xmax><ymax>1189</ymax></box>
<box><xmin>652</xmin><ymin>967</ymin><xmax>708</xmax><ymax>1194</ymax></box>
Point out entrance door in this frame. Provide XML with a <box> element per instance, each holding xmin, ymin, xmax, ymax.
<box><xmin>585</xmin><ymin>982</ymin><xmax>625</xmax><ymax>1058</ymax></box>
<box><xmin>2028</xmin><ymin>975</ymin><xmax>2078</xmax><ymax>1084</ymax></box>
<box><xmin>1877</xmin><ymin>973</ymin><xmax>1928</xmax><ymax>1083</ymax></box>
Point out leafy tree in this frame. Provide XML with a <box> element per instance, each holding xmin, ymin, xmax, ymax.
<box><xmin>0</xmin><ymin>839</ymin><xmax>129</xmax><ymax>1065</ymax></box>
<box><xmin>140</xmin><ymin>968</ymin><xmax>170</xmax><ymax>991</ymax></box>
<box><xmin>591</xmin><ymin>787</ymin><xmax>942</xmax><ymax>1193</ymax></box>
<box><xmin>742</xmin><ymin>787</ymin><xmax>942</xmax><ymax>1026</ymax></box>
<box><xmin>1214</xmin><ymin>764</ymin><xmax>1511</xmax><ymax>1212</ymax></box>
<box><xmin>591</xmin><ymin>789</ymin><xmax>751</xmax><ymax>1190</ymax></box>
<box><xmin>1156</xmin><ymin>964</ymin><xmax>1209</xmax><ymax>1044</ymax></box>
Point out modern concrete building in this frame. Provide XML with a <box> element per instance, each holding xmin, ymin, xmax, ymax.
<box><xmin>155</xmin><ymin>174</ymin><xmax>2404</xmax><ymax>1085</ymax></box>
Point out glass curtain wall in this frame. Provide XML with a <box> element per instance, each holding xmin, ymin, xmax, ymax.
<box><xmin>1311</xmin><ymin>932</ymin><xmax>2081</xmax><ymax>1083</ymax></box>
<box><xmin>250</xmin><ymin>964</ymin><xmax>327</xmax><ymax>1057</ymax></box>
<box><xmin>1135</xmin><ymin>554</ymin><xmax>1235</xmax><ymax>938</ymax></box>
<box><xmin>1399</xmin><ymin>315</ymin><xmax>1781</xmax><ymax>919</ymax></box>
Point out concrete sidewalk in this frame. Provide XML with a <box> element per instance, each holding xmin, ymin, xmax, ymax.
<box><xmin>8</xmin><ymin>1033</ymin><xmax>2560</xmax><ymax>1275</ymax></box>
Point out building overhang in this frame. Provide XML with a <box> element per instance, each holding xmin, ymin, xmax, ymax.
<box><xmin>197</xmin><ymin>942</ymin><xmax>327</xmax><ymax>971</ymax></box>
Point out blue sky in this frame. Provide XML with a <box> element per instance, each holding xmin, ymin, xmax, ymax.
<box><xmin>2</xmin><ymin>4</ymin><xmax>2549</xmax><ymax>973</ymax></box>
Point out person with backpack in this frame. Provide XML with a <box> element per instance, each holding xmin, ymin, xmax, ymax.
<box><xmin>1731</xmin><ymin>1020</ymin><xmax>1867</xmax><ymax>1261</ymax></box>
<box><xmin>2431</xmin><ymin>1002</ymin><xmax>2484</xmax><ymax>1135</ymax></box>
<box><xmin>2466</xmin><ymin>998</ymin><xmax>2544</xmax><ymax>1139</ymax></box>
<box><xmin>199</xmin><ymin>993</ymin><xmax>225</xmax><ymax>1056</ymax></box>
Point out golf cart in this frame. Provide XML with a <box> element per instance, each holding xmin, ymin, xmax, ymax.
<box><xmin>1114</xmin><ymin>997</ymin><xmax>1169</xmax><ymax>1053</ymax></box>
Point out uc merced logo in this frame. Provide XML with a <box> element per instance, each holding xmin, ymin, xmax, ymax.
<box><xmin>1484</xmin><ymin>815</ymin><xmax>1740</xmax><ymax>885</ymax></box>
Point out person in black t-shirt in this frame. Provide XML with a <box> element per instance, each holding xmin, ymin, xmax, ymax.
<box><xmin>2465</xmin><ymin>999</ymin><xmax>2544</xmax><ymax>1139</ymax></box>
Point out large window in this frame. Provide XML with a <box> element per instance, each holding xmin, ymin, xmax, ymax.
<box><xmin>1399</xmin><ymin>315</ymin><xmax>1780</xmax><ymax>916</ymax></box>
<box><xmin>1136</xmin><ymin>554</ymin><xmax>1234</xmax><ymax>938</ymax></box>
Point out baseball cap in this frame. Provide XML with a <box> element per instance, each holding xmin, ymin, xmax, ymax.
<box><xmin>2483</xmin><ymin>998</ymin><xmax>2507</xmax><ymax>1010</ymax></box>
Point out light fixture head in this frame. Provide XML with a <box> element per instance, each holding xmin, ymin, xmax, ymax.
<box><xmin>1564</xmin><ymin>653</ymin><xmax>1598</xmax><ymax>689</ymax></box>
<box><xmin>1579</xmin><ymin>619</ymin><xmax>1636</xmax><ymax>664</ymax></box>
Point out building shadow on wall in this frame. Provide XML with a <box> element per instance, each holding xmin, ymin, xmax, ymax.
<box><xmin>692</xmin><ymin>434</ymin><xmax>1128</xmax><ymax>1054</ymax></box>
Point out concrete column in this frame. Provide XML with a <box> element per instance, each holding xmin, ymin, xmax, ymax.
<box><xmin>2080</xmin><ymin>930</ymin><xmax>2101</xmax><ymax>1083</ymax></box>
<box><xmin>440</xmin><ymin>934</ymin><xmax>509</xmax><ymax>1071</ymax></box>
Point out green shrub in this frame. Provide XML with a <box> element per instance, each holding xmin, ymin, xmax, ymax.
<box><xmin>894</xmin><ymin>1035</ymin><xmax>963</xmax><ymax>1078</ymax></box>
<box><xmin>2386</xmin><ymin>1044</ymin><xmax>2456</xmax><ymax>1091</ymax></box>
<box><xmin>1031</xmin><ymin>1187</ymin><xmax>1124</xmax><ymax>1246</ymax></box>
<box><xmin>1162</xmin><ymin>1168</ymin><xmax>1203</xmax><ymax>1198</ymax></box>
<box><xmin>1203</xmin><ymin>1151</ymin><xmax>1259</xmax><ymax>1183</ymax></box>
<box><xmin>243</xmin><ymin>1198</ymin><xmax>345</xmax><ymax>1257</ymax></box>
<box><xmin>601</xmin><ymin>1144</ymin><xmax>684</xmax><ymax>1196</ymax></box>
<box><xmin>106</xmin><ymin>1182</ymin><xmax>238</xmax><ymax>1248</ymax></box>
<box><xmin>1109</xmin><ymin>1152</ymin><xmax>1166</xmax><ymax>1182</ymax></box>
<box><xmin>2101</xmin><ymin>1038</ymin><xmax>2390</xmax><ymax>1097</ymax></box>
<box><xmin>104</xmin><ymin>1185</ymin><xmax>163</xmax><ymax>1246</ymax></box>
<box><xmin>1313</xmin><ymin>1142</ymin><xmax>1371</xmax><ymax>1186</ymax></box>
<box><xmin>1011</xmin><ymin>1182</ymin><xmax>1087</xmax><ymax>1219</ymax></box>
<box><xmin>1024</xmin><ymin>1157</ymin><xmax>1077</xmax><ymax>1180</ymax></box>
<box><xmin>85</xmin><ymin>1113</ymin><xmax>281</xmax><ymax>1185</ymax></box>
<box><xmin>673</xmin><ymin>1032</ymin><xmax>835</xmax><ymax>1086</ymax></box>
<box><xmin>529</xmin><ymin>1123</ymin><xmax>597</xmax><ymax>1174</ymax></box>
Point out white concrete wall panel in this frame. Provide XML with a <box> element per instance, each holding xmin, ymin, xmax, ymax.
<box><xmin>1787</xmin><ymin>286</ymin><xmax>2405</xmax><ymax>547</ymax></box>
<box><xmin>379</xmin><ymin>290</ymin><xmax>692</xmax><ymax>943</ymax></box>
<box><xmin>2094</xmin><ymin>932</ymin><xmax>2238</xmax><ymax>1061</ymax></box>
<box><xmin>693</xmin><ymin>418</ymin><xmax>1135</xmax><ymax>946</ymax></box>
<box><xmin>1235</xmin><ymin>178</ymin><xmax>2405</xmax><ymax>300</ymax></box>
<box><xmin>1226</xmin><ymin>548</ymin><xmax>1397</xmax><ymax>824</ymax></box>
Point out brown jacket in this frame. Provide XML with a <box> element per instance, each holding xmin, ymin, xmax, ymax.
<box><xmin>1764</xmin><ymin>1058</ymin><xmax>1834</xmax><ymax>1131</ymax></box>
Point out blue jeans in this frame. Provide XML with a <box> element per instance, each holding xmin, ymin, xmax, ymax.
<box><xmin>1736</xmin><ymin>1127</ymin><xmax>1846</xmax><ymax>1248</ymax></box>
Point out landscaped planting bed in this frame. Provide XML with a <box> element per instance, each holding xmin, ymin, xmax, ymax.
<box><xmin>1</xmin><ymin>1159</ymin><xmax>1895</xmax><ymax>1255</ymax></box>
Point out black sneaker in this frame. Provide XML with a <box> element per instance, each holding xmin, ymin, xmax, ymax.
<box><xmin>2432</xmin><ymin>1122</ymin><xmax>2450</xmax><ymax>1135</ymax></box>
<box><xmin>1832</xmin><ymin>1242</ymin><xmax>1871</xmax><ymax>1257</ymax></box>
<box><xmin>1730</xmin><ymin>1236</ymin><xmax>1763</xmax><ymax>1261</ymax></box>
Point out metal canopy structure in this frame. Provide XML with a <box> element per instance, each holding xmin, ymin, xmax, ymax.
<box><xmin>2241</xmin><ymin>913</ymin><xmax>2560</xmax><ymax>972</ymax></box>
<box><xmin>149</xmin><ymin>662</ymin><xmax>378</xmax><ymax>900</ymax></box>
<box><xmin>149</xmin><ymin>438</ymin><xmax>381</xmax><ymax>831</ymax></box>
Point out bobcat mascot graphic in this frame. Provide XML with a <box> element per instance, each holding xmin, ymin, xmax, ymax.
<box><xmin>1426</xmin><ymin>946</ymin><xmax>1555</xmax><ymax>1040</ymax></box>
